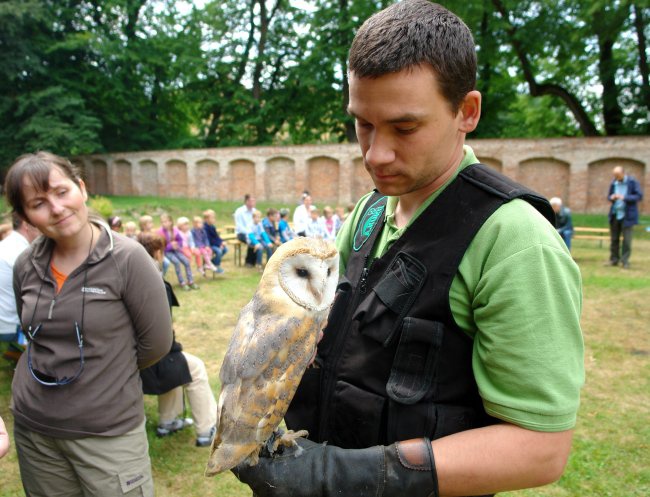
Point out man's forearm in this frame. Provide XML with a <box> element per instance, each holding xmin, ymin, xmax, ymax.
<box><xmin>433</xmin><ymin>423</ymin><xmax>573</xmax><ymax>496</ymax></box>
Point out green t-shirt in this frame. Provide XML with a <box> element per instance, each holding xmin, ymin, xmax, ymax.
<box><xmin>336</xmin><ymin>146</ymin><xmax>584</xmax><ymax>432</ymax></box>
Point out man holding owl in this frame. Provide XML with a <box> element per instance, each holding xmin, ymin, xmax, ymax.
<box><xmin>234</xmin><ymin>1</ymin><xmax>584</xmax><ymax>496</ymax></box>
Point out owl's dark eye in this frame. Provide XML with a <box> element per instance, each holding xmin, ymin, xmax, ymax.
<box><xmin>296</xmin><ymin>268</ymin><xmax>309</xmax><ymax>278</ymax></box>
<box><xmin>327</xmin><ymin>268</ymin><xmax>332</xmax><ymax>277</ymax></box>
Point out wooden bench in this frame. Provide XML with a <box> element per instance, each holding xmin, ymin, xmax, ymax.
<box><xmin>221</xmin><ymin>232</ymin><xmax>244</xmax><ymax>266</ymax></box>
<box><xmin>573</xmin><ymin>227</ymin><xmax>609</xmax><ymax>247</ymax></box>
<box><xmin>218</xmin><ymin>225</ymin><xmax>244</xmax><ymax>266</ymax></box>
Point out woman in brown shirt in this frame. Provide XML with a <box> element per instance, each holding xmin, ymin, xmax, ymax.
<box><xmin>5</xmin><ymin>151</ymin><xmax>172</xmax><ymax>496</ymax></box>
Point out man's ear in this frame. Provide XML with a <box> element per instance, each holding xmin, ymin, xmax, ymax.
<box><xmin>458</xmin><ymin>90</ymin><xmax>481</xmax><ymax>133</ymax></box>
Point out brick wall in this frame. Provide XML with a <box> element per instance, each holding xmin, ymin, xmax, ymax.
<box><xmin>75</xmin><ymin>137</ymin><xmax>649</xmax><ymax>214</ymax></box>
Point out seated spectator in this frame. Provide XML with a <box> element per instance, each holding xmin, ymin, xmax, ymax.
<box><xmin>550</xmin><ymin>197</ymin><xmax>573</xmax><ymax>250</ymax></box>
<box><xmin>107</xmin><ymin>215</ymin><xmax>122</xmax><ymax>233</ymax></box>
<box><xmin>335</xmin><ymin>206</ymin><xmax>346</xmax><ymax>230</ymax></box>
<box><xmin>124</xmin><ymin>221</ymin><xmax>138</xmax><ymax>239</ymax></box>
<box><xmin>191</xmin><ymin>216</ymin><xmax>219</xmax><ymax>276</ymax></box>
<box><xmin>137</xmin><ymin>232</ymin><xmax>217</xmax><ymax>448</ymax></box>
<box><xmin>139</xmin><ymin>214</ymin><xmax>154</xmax><ymax>234</ymax></box>
<box><xmin>293</xmin><ymin>194</ymin><xmax>313</xmax><ymax>236</ymax></box>
<box><xmin>177</xmin><ymin>216</ymin><xmax>203</xmax><ymax>273</ymax></box>
<box><xmin>248</xmin><ymin>210</ymin><xmax>274</xmax><ymax>270</ymax></box>
<box><xmin>234</xmin><ymin>194</ymin><xmax>257</xmax><ymax>266</ymax></box>
<box><xmin>158</xmin><ymin>213</ymin><xmax>198</xmax><ymax>291</ymax></box>
<box><xmin>142</xmin><ymin>213</ymin><xmax>170</xmax><ymax>276</ymax></box>
<box><xmin>278</xmin><ymin>208</ymin><xmax>294</xmax><ymax>243</ymax></box>
<box><xmin>263</xmin><ymin>208</ymin><xmax>282</xmax><ymax>248</ymax></box>
<box><xmin>202</xmin><ymin>209</ymin><xmax>227</xmax><ymax>273</ymax></box>
<box><xmin>322</xmin><ymin>205</ymin><xmax>338</xmax><ymax>241</ymax></box>
<box><xmin>305</xmin><ymin>206</ymin><xmax>326</xmax><ymax>239</ymax></box>
<box><xmin>0</xmin><ymin>214</ymin><xmax>39</xmax><ymax>353</ymax></box>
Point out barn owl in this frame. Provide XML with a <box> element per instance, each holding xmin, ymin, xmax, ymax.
<box><xmin>205</xmin><ymin>237</ymin><xmax>339</xmax><ymax>476</ymax></box>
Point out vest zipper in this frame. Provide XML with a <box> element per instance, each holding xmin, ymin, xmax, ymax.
<box><xmin>359</xmin><ymin>255</ymin><xmax>370</xmax><ymax>294</ymax></box>
<box><xmin>318</xmin><ymin>254</ymin><xmax>372</xmax><ymax>439</ymax></box>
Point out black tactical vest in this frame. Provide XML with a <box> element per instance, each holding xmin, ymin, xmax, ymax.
<box><xmin>286</xmin><ymin>164</ymin><xmax>554</xmax><ymax>449</ymax></box>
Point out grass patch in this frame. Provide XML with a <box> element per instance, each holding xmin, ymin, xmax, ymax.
<box><xmin>1</xmin><ymin>198</ymin><xmax>649</xmax><ymax>496</ymax></box>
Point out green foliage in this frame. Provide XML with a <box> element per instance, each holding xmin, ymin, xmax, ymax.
<box><xmin>13</xmin><ymin>86</ymin><xmax>102</xmax><ymax>156</ymax></box>
<box><xmin>0</xmin><ymin>0</ymin><xmax>648</xmax><ymax>173</ymax></box>
<box><xmin>88</xmin><ymin>195</ymin><xmax>114</xmax><ymax>219</ymax></box>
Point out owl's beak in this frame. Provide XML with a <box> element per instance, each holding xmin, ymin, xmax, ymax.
<box><xmin>309</xmin><ymin>280</ymin><xmax>324</xmax><ymax>303</ymax></box>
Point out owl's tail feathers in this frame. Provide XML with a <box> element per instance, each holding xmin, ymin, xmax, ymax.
<box><xmin>204</xmin><ymin>442</ymin><xmax>260</xmax><ymax>477</ymax></box>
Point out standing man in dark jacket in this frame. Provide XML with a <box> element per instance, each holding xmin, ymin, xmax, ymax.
<box><xmin>606</xmin><ymin>166</ymin><xmax>643</xmax><ymax>268</ymax></box>
<box><xmin>233</xmin><ymin>2</ymin><xmax>584</xmax><ymax>497</ymax></box>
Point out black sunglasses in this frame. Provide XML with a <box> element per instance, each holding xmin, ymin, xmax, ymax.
<box><xmin>23</xmin><ymin>225</ymin><xmax>94</xmax><ymax>387</ymax></box>
<box><xmin>26</xmin><ymin>321</ymin><xmax>85</xmax><ymax>386</ymax></box>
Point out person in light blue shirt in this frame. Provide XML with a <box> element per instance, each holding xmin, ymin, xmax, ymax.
<box><xmin>606</xmin><ymin>166</ymin><xmax>643</xmax><ymax>268</ymax></box>
<box><xmin>248</xmin><ymin>210</ymin><xmax>274</xmax><ymax>269</ymax></box>
<box><xmin>278</xmin><ymin>208</ymin><xmax>294</xmax><ymax>243</ymax></box>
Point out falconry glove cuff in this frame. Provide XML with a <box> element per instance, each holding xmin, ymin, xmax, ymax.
<box><xmin>233</xmin><ymin>437</ymin><xmax>439</xmax><ymax>497</ymax></box>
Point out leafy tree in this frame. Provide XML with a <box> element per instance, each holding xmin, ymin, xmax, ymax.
<box><xmin>0</xmin><ymin>1</ymin><xmax>102</xmax><ymax>167</ymax></box>
<box><xmin>452</xmin><ymin>0</ymin><xmax>649</xmax><ymax>137</ymax></box>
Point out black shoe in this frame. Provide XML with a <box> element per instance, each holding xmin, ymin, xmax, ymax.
<box><xmin>603</xmin><ymin>260</ymin><xmax>618</xmax><ymax>266</ymax></box>
<box><xmin>156</xmin><ymin>418</ymin><xmax>193</xmax><ymax>437</ymax></box>
<box><xmin>196</xmin><ymin>426</ymin><xmax>216</xmax><ymax>447</ymax></box>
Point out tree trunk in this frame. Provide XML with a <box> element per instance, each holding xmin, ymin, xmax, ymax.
<box><xmin>125</xmin><ymin>0</ymin><xmax>146</xmax><ymax>43</ymax></box>
<box><xmin>597</xmin><ymin>36</ymin><xmax>623</xmax><ymax>136</ymax></box>
<box><xmin>338</xmin><ymin>0</ymin><xmax>356</xmax><ymax>142</ymax></box>
<box><xmin>593</xmin><ymin>2</ymin><xmax>629</xmax><ymax>137</ymax></box>
<box><xmin>633</xmin><ymin>4</ymin><xmax>650</xmax><ymax>127</ymax></box>
<box><xmin>205</xmin><ymin>1</ymin><xmax>257</xmax><ymax>146</ymax></box>
<box><xmin>490</xmin><ymin>0</ymin><xmax>599</xmax><ymax>136</ymax></box>
<box><xmin>252</xmin><ymin>0</ymin><xmax>269</xmax><ymax>102</ymax></box>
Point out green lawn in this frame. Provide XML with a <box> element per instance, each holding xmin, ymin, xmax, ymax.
<box><xmin>1</xmin><ymin>197</ymin><xmax>649</xmax><ymax>496</ymax></box>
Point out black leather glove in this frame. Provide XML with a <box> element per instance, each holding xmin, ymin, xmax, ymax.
<box><xmin>232</xmin><ymin>437</ymin><xmax>438</xmax><ymax>497</ymax></box>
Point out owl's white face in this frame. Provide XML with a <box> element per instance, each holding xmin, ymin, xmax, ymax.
<box><xmin>278</xmin><ymin>251</ymin><xmax>339</xmax><ymax>312</ymax></box>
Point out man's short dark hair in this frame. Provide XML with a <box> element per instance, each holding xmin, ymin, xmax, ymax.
<box><xmin>349</xmin><ymin>0</ymin><xmax>476</xmax><ymax>113</ymax></box>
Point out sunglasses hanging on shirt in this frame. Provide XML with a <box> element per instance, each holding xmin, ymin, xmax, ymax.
<box><xmin>24</xmin><ymin>226</ymin><xmax>93</xmax><ymax>387</ymax></box>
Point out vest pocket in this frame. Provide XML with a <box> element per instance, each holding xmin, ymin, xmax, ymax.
<box><xmin>330</xmin><ymin>380</ymin><xmax>386</xmax><ymax>448</ymax></box>
<box><xmin>386</xmin><ymin>317</ymin><xmax>444</xmax><ymax>404</ymax></box>
<box><xmin>354</xmin><ymin>252</ymin><xmax>427</xmax><ymax>346</ymax></box>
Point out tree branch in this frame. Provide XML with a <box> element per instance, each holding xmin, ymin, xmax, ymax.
<box><xmin>490</xmin><ymin>0</ymin><xmax>600</xmax><ymax>136</ymax></box>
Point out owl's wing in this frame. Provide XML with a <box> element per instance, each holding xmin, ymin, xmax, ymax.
<box><xmin>219</xmin><ymin>295</ymin><xmax>306</xmax><ymax>385</ymax></box>
<box><xmin>208</xmin><ymin>295</ymin><xmax>319</xmax><ymax>475</ymax></box>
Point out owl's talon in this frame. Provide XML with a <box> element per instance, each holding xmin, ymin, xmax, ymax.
<box><xmin>274</xmin><ymin>429</ymin><xmax>309</xmax><ymax>452</ymax></box>
<box><xmin>262</xmin><ymin>428</ymin><xmax>309</xmax><ymax>457</ymax></box>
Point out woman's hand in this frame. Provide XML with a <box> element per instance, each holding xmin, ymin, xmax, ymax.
<box><xmin>0</xmin><ymin>415</ymin><xmax>10</xmax><ymax>458</ymax></box>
